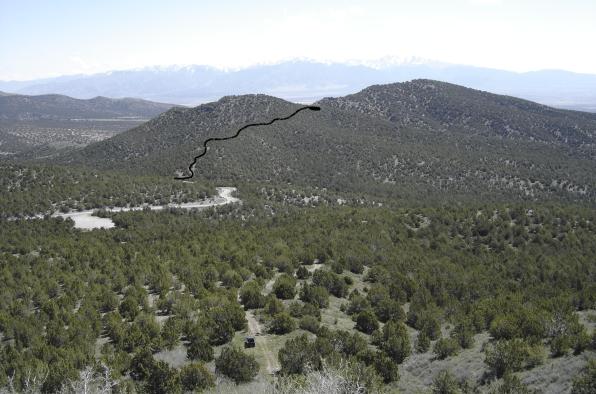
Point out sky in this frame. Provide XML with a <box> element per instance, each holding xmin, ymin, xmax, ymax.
<box><xmin>1</xmin><ymin>0</ymin><xmax>595</xmax><ymax>80</ymax></box>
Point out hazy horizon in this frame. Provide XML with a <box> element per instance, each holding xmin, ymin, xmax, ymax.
<box><xmin>5</xmin><ymin>56</ymin><xmax>596</xmax><ymax>84</ymax></box>
<box><xmin>2</xmin><ymin>0</ymin><xmax>596</xmax><ymax>81</ymax></box>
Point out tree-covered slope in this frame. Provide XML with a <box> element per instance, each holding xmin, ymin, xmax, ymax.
<box><xmin>0</xmin><ymin>93</ymin><xmax>175</xmax><ymax>121</ymax></box>
<box><xmin>52</xmin><ymin>85</ymin><xmax>596</xmax><ymax>203</ymax></box>
<box><xmin>318</xmin><ymin>79</ymin><xmax>596</xmax><ymax>153</ymax></box>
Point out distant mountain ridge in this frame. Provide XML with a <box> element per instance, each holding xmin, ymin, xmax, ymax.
<box><xmin>53</xmin><ymin>80</ymin><xmax>596</xmax><ymax>203</ymax></box>
<box><xmin>0</xmin><ymin>93</ymin><xmax>176</xmax><ymax>121</ymax></box>
<box><xmin>2</xmin><ymin>61</ymin><xmax>596</xmax><ymax>111</ymax></box>
<box><xmin>0</xmin><ymin>93</ymin><xmax>177</xmax><ymax>157</ymax></box>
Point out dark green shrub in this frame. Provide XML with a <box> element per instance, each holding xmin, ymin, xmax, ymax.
<box><xmin>378</xmin><ymin>320</ymin><xmax>411</xmax><ymax>364</ymax></box>
<box><xmin>433</xmin><ymin>338</ymin><xmax>460</xmax><ymax>359</ymax></box>
<box><xmin>299</xmin><ymin>315</ymin><xmax>320</xmax><ymax>334</ymax></box>
<box><xmin>264</xmin><ymin>295</ymin><xmax>285</xmax><ymax>316</ymax></box>
<box><xmin>299</xmin><ymin>284</ymin><xmax>329</xmax><ymax>308</ymax></box>
<box><xmin>239</xmin><ymin>281</ymin><xmax>265</xmax><ymax>309</ymax></box>
<box><xmin>572</xmin><ymin>331</ymin><xmax>591</xmax><ymax>355</ymax></box>
<box><xmin>326</xmin><ymin>330</ymin><xmax>368</xmax><ymax>356</ymax></box>
<box><xmin>410</xmin><ymin>308</ymin><xmax>442</xmax><ymax>340</ymax></box>
<box><xmin>518</xmin><ymin>310</ymin><xmax>546</xmax><ymax>339</ymax></box>
<box><xmin>119</xmin><ymin>296</ymin><xmax>139</xmax><ymax>321</ymax></box>
<box><xmin>253</xmin><ymin>264</ymin><xmax>272</xmax><ymax>280</ymax></box>
<box><xmin>296</xmin><ymin>266</ymin><xmax>310</xmax><ymax>279</ymax></box>
<box><xmin>312</xmin><ymin>270</ymin><xmax>348</xmax><ymax>298</ymax></box>
<box><xmin>432</xmin><ymin>370</ymin><xmax>459</xmax><ymax>394</ymax></box>
<box><xmin>373</xmin><ymin>352</ymin><xmax>400</xmax><ymax>383</ymax></box>
<box><xmin>215</xmin><ymin>347</ymin><xmax>259</xmax><ymax>383</ymax></box>
<box><xmin>417</xmin><ymin>330</ymin><xmax>431</xmax><ymax>352</ymax></box>
<box><xmin>273</xmin><ymin>274</ymin><xmax>297</xmax><ymax>300</ymax></box>
<box><xmin>301</xmin><ymin>302</ymin><xmax>322</xmax><ymax>319</ymax></box>
<box><xmin>347</xmin><ymin>259</ymin><xmax>364</xmax><ymax>274</ymax></box>
<box><xmin>221</xmin><ymin>270</ymin><xmax>243</xmax><ymax>288</ymax></box>
<box><xmin>288</xmin><ymin>301</ymin><xmax>305</xmax><ymax>318</ymax></box>
<box><xmin>180</xmin><ymin>363</ymin><xmax>215</xmax><ymax>392</ymax></box>
<box><xmin>187</xmin><ymin>334</ymin><xmax>214</xmax><ymax>362</ymax></box>
<box><xmin>355</xmin><ymin>309</ymin><xmax>379</xmax><ymax>334</ymax></box>
<box><xmin>374</xmin><ymin>298</ymin><xmax>405</xmax><ymax>323</ymax></box>
<box><xmin>279</xmin><ymin>334</ymin><xmax>321</xmax><ymax>374</ymax></box>
<box><xmin>484</xmin><ymin>339</ymin><xmax>529</xmax><ymax>378</ymax></box>
<box><xmin>205</xmin><ymin>316</ymin><xmax>234</xmax><ymax>346</ymax></box>
<box><xmin>347</xmin><ymin>294</ymin><xmax>371</xmax><ymax>316</ymax></box>
<box><xmin>146</xmin><ymin>360</ymin><xmax>181</xmax><ymax>394</ymax></box>
<box><xmin>550</xmin><ymin>335</ymin><xmax>571</xmax><ymax>357</ymax></box>
<box><xmin>498</xmin><ymin>373</ymin><xmax>533</xmax><ymax>394</ymax></box>
<box><xmin>130</xmin><ymin>348</ymin><xmax>156</xmax><ymax>381</ymax></box>
<box><xmin>203</xmin><ymin>302</ymin><xmax>246</xmax><ymax>345</ymax></box>
<box><xmin>356</xmin><ymin>348</ymin><xmax>376</xmax><ymax>366</ymax></box>
<box><xmin>332</xmin><ymin>261</ymin><xmax>344</xmax><ymax>274</ymax></box>
<box><xmin>269</xmin><ymin>312</ymin><xmax>296</xmax><ymax>334</ymax></box>
<box><xmin>161</xmin><ymin>317</ymin><xmax>182</xmax><ymax>350</ymax></box>
<box><xmin>452</xmin><ymin>320</ymin><xmax>475</xmax><ymax>349</ymax></box>
<box><xmin>526</xmin><ymin>343</ymin><xmax>546</xmax><ymax>367</ymax></box>
<box><xmin>490</xmin><ymin>315</ymin><xmax>520</xmax><ymax>340</ymax></box>
<box><xmin>276</xmin><ymin>257</ymin><xmax>296</xmax><ymax>274</ymax></box>
<box><xmin>98</xmin><ymin>288</ymin><xmax>119</xmax><ymax>312</ymax></box>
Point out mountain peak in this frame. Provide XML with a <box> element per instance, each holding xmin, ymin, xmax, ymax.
<box><xmin>216</xmin><ymin>93</ymin><xmax>289</xmax><ymax>106</ymax></box>
<box><xmin>318</xmin><ymin>80</ymin><xmax>595</xmax><ymax>148</ymax></box>
<box><xmin>176</xmin><ymin>94</ymin><xmax>300</xmax><ymax>123</ymax></box>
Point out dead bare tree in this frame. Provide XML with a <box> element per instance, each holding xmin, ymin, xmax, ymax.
<box><xmin>59</xmin><ymin>364</ymin><xmax>117</xmax><ymax>394</ymax></box>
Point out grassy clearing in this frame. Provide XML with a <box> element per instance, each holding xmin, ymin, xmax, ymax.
<box><xmin>321</xmin><ymin>295</ymin><xmax>357</xmax><ymax>332</ymax></box>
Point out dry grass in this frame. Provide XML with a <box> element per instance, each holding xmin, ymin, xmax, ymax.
<box><xmin>577</xmin><ymin>309</ymin><xmax>596</xmax><ymax>334</ymax></box>
<box><xmin>320</xmin><ymin>295</ymin><xmax>357</xmax><ymax>333</ymax></box>
<box><xmin>395</xmin><ymin>332</ymin><xmax>491</xmax><ymax>393</ymax></box>
<box><xmin>519</xmin><ymin>350</ymin><xmax>595</xmax><ymax>394</ymax></box>
<box><xmin>154</xmin><ymin>343</ymin><xmax>189</xmax><ymax>369</ymax></box>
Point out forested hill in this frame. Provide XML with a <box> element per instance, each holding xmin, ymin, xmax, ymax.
<box><xmin>0</xmin><ymin>93</ymin><xmax>175</xmax><ymax>121</ymax></box>
<box><xmin>53</xmin><ymin>85</ymin><xmax>596</xmax><ymax>203</ymax></box>
<box><xmin>55</xmin><ymin>94</ymin><xmax>399</xmax><ymax>184</ymax></box>
<box><xmin>318</xmin><ymin>79</ymin><xmax>596</xmax><ymax>153</ymax></box>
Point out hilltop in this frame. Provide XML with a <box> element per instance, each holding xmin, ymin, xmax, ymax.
<box><xmin>318</xmin><ymin>79</ymin><xmax>596</xmax><ymax>151</ymax></box>
<box><xmin>53</xmin><ymin>81</ymin><xmax>596</xmax><ymax>203</ymax></box>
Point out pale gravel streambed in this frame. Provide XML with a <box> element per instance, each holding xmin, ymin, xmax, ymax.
<box><xmin>49</xmin><ymin>187</ymin><xmax>239</xmax><ymax>230</ymax></box>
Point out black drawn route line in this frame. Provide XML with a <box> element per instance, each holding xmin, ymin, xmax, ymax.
<box><xmin>174</xmin><ymin>105</ymin><xmax>321</xmax><ymax>180</ymax></box>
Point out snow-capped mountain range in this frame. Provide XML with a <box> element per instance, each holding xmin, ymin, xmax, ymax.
<box><xmin>2</xmin><ymin>59</ymin><xmax>596</xmax><ymax>111</ymax></box>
